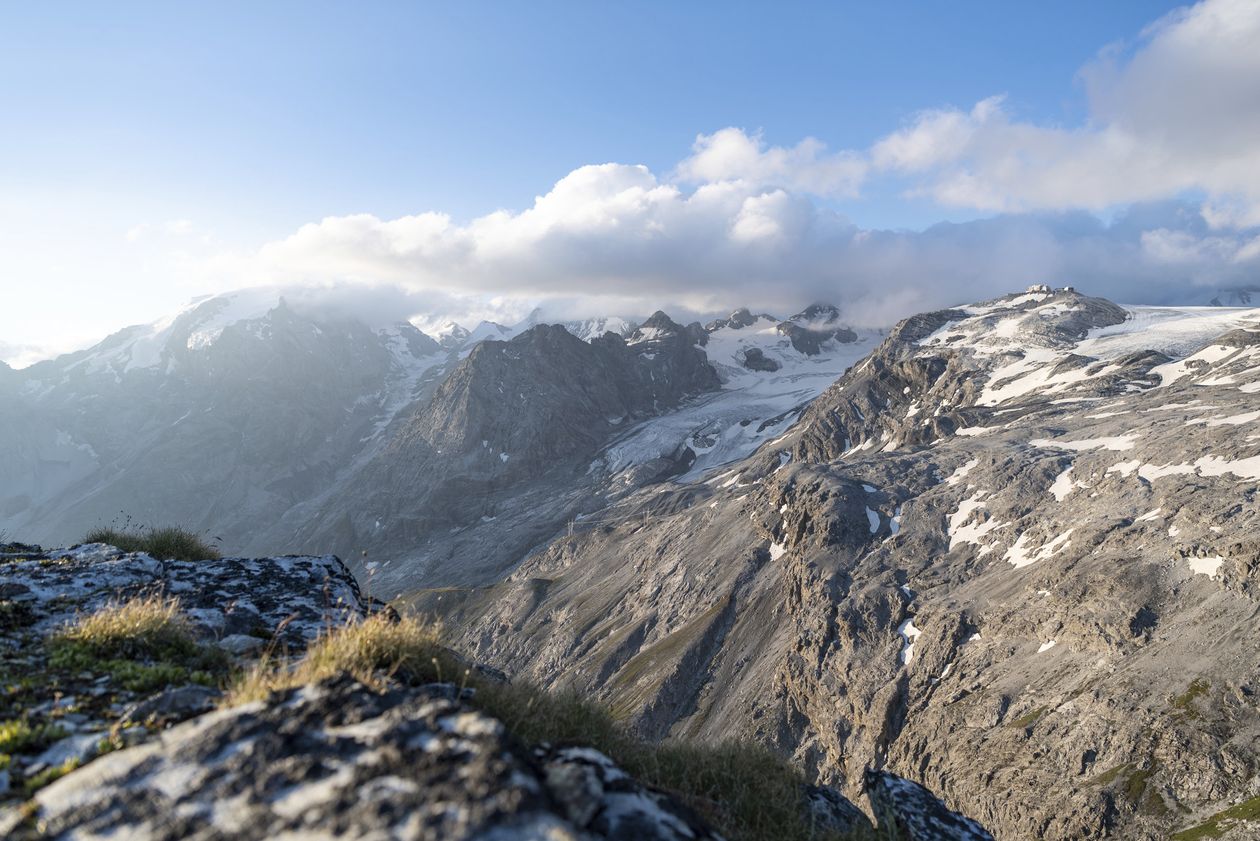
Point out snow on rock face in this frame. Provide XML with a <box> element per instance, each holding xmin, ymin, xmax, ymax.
<box><xmin>1005</xmin><ymin>530</ymin><xmax>1073</xmax><ymax>569</ymax></box>
<box><xmin>897</xmin><ymin>618</ymin><xmax>923</xmax><ymax>665</ymax></box>
<box><xmin>1187</xmin><ymin>555</ymin><xmax>1226</xmax><ymax>577</ymax></box>
<box><xmin>596</xmin><ymin>309</ymin><xmax>880</xmax><ymax>481</ymax></box>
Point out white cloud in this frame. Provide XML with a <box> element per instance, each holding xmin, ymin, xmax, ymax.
<box><xmin>675</xmin><ymin>128</ymin><xmax>866</xmax><ymax>197</ymax></box>
<box><xmin>871</xmin><ymin>0</ymin><xmax>1260</xmax><ymax>224</ymax></box>
<box><xmin>6</xmin><ymin>0</ymin><xmax>1260</xmax><ymax>369</ymax></box>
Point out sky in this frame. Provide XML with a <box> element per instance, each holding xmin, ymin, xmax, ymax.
<box><xmin>2</xmin><ymin>0</ymin><xmax>1259</xmax><ymax>366</ymax></box>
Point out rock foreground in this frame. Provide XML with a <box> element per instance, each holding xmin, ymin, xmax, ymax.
<box><xmin>1</xmin><ymin>543</ymin><xmax>991</xmax><ymax>840</ymax></box>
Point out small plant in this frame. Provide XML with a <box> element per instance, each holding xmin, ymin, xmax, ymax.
<box><xmin>50</xmin><ymin>595</ymin><xmax>197</xmax><ymax>662</ymax></box>
<box><xmin>1171</xmin><ymin>679</ymin><xmax>1210</xmax><ymax>720</ymax></box>
<box><xmin>48</xmin><ymin>595</ymin><xmax>228</xmax><ymax>691</ymax></box>
<box><xmin>225</xmin><ymin>613</ymin><xmax>455</xmax><ymax>703</ymax></box>
<box><xmin>23</xmin><ymin>757</ymin><xmax>81</xmax><ymax>793</ymax></box>
<box><xmin>1172</xmin><ymin>793</ymin><xmax>1260</xmax><ymax>840</ymax></box>
<box><xmin>83</xmin><ymin>525</ymin><xmax>220</xmax><ymax>561</ymax></box>
<box><xmin>0</xmin><ymin>719</ymin><xmax>67</xmax><ymax>754</ymax></box>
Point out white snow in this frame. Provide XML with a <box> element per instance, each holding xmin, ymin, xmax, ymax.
<box><xmin>945</xmin><ymin>459</ymin><xmax>979</xmax><ymax>486</ymax></box>
<box><xmin>1048</xmin><ymin>466</ymin><xmax>1081</xmax><ymax>501</ymax></box>
<box><xmin>947</xmin><ymin>492</ymin><xmax>1007</xmax><ymax>549</ymax></box>
<box><xmin>865</xmin><ymin>507</ymin><xmax>880</xmax><ymax>533</ymax></box>
<box><xmin>596</xmin><ymin>321</ymin><xmax>880</xmax><ymax>481</ymax></box>
<box><xmin>1136</xmin><ymin>508</ymin><xmax>1163</xmax><ymax>522</ymax></box>
<box><xmin>1037</xmin><ymin>640</ymin><xmax>1057</xmax><ymax>653</ymax></box>
<box><xmin>1187</xmin><ymin>556</ymin><xmax>1225</xmax><ymax>577</ymax></box>
<box><xmin>1078</xmin><ymin>306</ymin><xmax>1260</xmax><ymax>362</ymax></box>
<box><xmin>1194</xmin><ymin>409</ymin><xmax>1260</xmax><ymax>427</ymax></box>
<box><xmin>768</xmin><ymin>542</ymin><xmax>786</xmax><ymax>560</ymax></box>
<box><xmin>897</xmin><ymin>618</ymin><xmax>922</xmax><ymax>665</ymax></box>
<box><xmin>1006</xmin><ymin>529</ymin><xmax>1073</xmax><ymax>569</ymax></box>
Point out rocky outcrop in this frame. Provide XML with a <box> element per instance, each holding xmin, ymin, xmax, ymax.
<box><xmin>11</xmin><ymin>676</ymin><xmax>724</xmax><ymax>841</ymax></box>
<box><xmin>0</xmin><ymin>543</ymin><xmax>372</xmax><ymax>804</ymax></box>
<box><xmin>1</xmin><ymin>543</ymin><xmax>368</xmax><ymax>644</ymax></box>
<box><xmin>866</xmin><ymin>770</ymin><xmax>994</xmax><ymax>841</ymax></box>
<box><xmin>776</xmin><ymin>304</ymin><xmax>860</xmax><ymax>355</ymax></box>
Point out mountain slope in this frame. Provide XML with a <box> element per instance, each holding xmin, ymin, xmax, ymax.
<box><xmin>2</xmin><ymin>294</ymin><xmax>875</xmax><ymax>597</ymax></box>
<box><xmin>443</xmin><ymin>288</ymin><xmax>1260</xmax><ymax>841</ymax></box>
<box><xmin>0</xmin><ymin>292</ymin><xmax>454</xmax><ymax>547</ymax></box>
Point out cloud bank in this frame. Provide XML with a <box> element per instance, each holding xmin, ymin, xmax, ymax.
<box><xmin>203</xmin><ymin>0</ymin><xmax>1257</xmax><ymax>328</ymax></box>
<box><xmin>6</xmin><ymin>0</ymin><xmax>1256</xmax><ymax>369</ymax></box>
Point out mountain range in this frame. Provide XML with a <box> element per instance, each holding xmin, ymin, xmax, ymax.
<box><xmin>6</xmin><ymin>285</ymin><xmax>1260</xmax><ymax>838</ymax></box>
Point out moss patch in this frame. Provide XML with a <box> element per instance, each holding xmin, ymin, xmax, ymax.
<box><xmin>1007</xmin><ymin>706</ymin><xmax>1048</xmax><ymax>730</ymax></box>
<box><xmin>1172</xmin><ymin>794</ymin><xmax>1260</xmax><ymax>840</ymax></box>
<box><xmin>1171</xmin><ymin>678</ymin><xmax>1210</xmax><ymax>720</ymax></box>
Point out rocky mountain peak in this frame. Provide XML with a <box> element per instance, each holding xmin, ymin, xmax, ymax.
<box><xmin>789</xmin><ymin>302</ymin><xmax>843</xmax><ymax>326</ymax></box>
<box><xmin>776</xmin><ymin>301</ymin><xmax>858</xmax><ymax>355</ymax></box>
<box><xmin>704</xmin><ymin>307</ymin><xmax>777</xmax><ymax>333</ymax></box>
<box><xmin>628</xmin><ymin>310</ymin><xmax>684</xmax><ymax>343</ymax></box>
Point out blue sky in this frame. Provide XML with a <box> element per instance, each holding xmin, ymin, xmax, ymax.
<box><xmin>3</xmin><ymin>0</ymin><xmax>1258</xmax><ymax>365</ymax></box>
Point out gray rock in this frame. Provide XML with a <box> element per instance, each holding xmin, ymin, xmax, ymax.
<box><xmin>120</xmin><ymin>685</ymin><xmax>221</xmax><ymax>727</ymax></box>
<box><xmin>804</xmin><ymin>783</ymin><xmax>874</xmax><ymax>835</ymax></box>
<box><xmin>866</xmin><ymin>769</ymin><xmax>994</xmax><ymax>840</ymax></box>
<box><xmin>740</xmin><ymin>347</ymin><xmax>781</xmax><ymax>372</ymax></box>
<box><xmin>0</xmin><ymin>545</ymin><xmax>368</xmax><ymax>647</ymax></box>
<box><xmin>23</xmin><ymin>676</ymin><xmax>721</xmax><ymax>841</ymax></box>
<box><xmin>26</xmin><ymin>732</ymin><xmax>104</xmax><ymax>777</ymax></box>
<box><xmin>217</xmin><ymin>633</ymin><xmax>265</xmax><ymax>656</ymax></box>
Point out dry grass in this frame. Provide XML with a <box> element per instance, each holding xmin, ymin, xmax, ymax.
<box><xmin>476</xmin><ymin>680</ymin><xmax>850</xmax><ymax>841</ymax></box>
<box><xmin>51</xmin><ymin>594</ymin><xmax>197</xmax><ymax>661</ymax></box>
<box><xmin>225</xmin><ymin>613</ymin><xmax>459</xmax><ymax>704</ymax></box>
<box><xmin>84</xmin><ymin>526</ymin><xmax>220</xmax><ymax>562</ymax></box>
<box><xmin>224</xmin><ymin>614</ymin><xmax>856</xmax><ymax>840</ymax></box>
<box><xmin>47</xmin><ymin>595</ymin><xmax>227</xmax><ymax>691</ymax></box>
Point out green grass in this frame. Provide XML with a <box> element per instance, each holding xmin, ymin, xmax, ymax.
<box><xmin>1171</xmin><ymin>794</ymin><xmax>1260</xmax><ymax>840</ymax></box>
<box><xmin>83</xmin><ymin>526</ymin><xmax>220</xmax><ymax>561</ymax></box>
<box><xmin>1171</xmin><ymin>678</ymin><xmax>1210</xmax><ymax>720</ymax></box>
<box><xmin>1007</xmin><ymin>706</ymin><xmax>1048</xmax><ymax>730</ymax></box>
<box><xmin>22</xmin><ymin>757</ymin><xmax>81</xmax><ymax>794</ymax></box>
<box><xmin>47</xmin><ymin>595</ymin><xmax>228</xmax><ymax>692</ymax></box>
<box><xmin>227</xmin><ymin>613</ymin><xmax>859</xmax><ymax>841</ymax></box>
<box><xmin>0</xmin><ymin>719</ymin><xmax>67</xmax><ymax>755</ymax></box>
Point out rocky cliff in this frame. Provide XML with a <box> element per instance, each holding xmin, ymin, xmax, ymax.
<box><xmin>443</xmin><ymin>289</ymin><xmax>1260</xmax><ymax>840</ymax></box>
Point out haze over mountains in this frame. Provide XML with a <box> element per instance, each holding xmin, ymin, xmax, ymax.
<box><xmin>8</xmin><ymin>283</ymin><xmax>1260</xmax><ymax>837</ymax></box>
<box><xmin>0</xmin><ymin>289</ymin><xmax>877</xmax><ymax>592</ymax></box>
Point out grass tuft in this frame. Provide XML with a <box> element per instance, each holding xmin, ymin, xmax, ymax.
<box><xmin>50</xmin><ymin>595</ymin><xmax>196</xmax><ymax>662</ymax></box>
<box><xmin>48</xmin><ymin>595</ymin><xmax>227</xmax><ymax>691</ymax></box>
<box><xmin>226</xmin><ymin>613</ymin><xmax>456</xmax><ymax>704</ymax></box>
<box><xmin>83</xmin><ymin>525</ymin><xmax>220</xmax><ymax>562</ymax></box>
